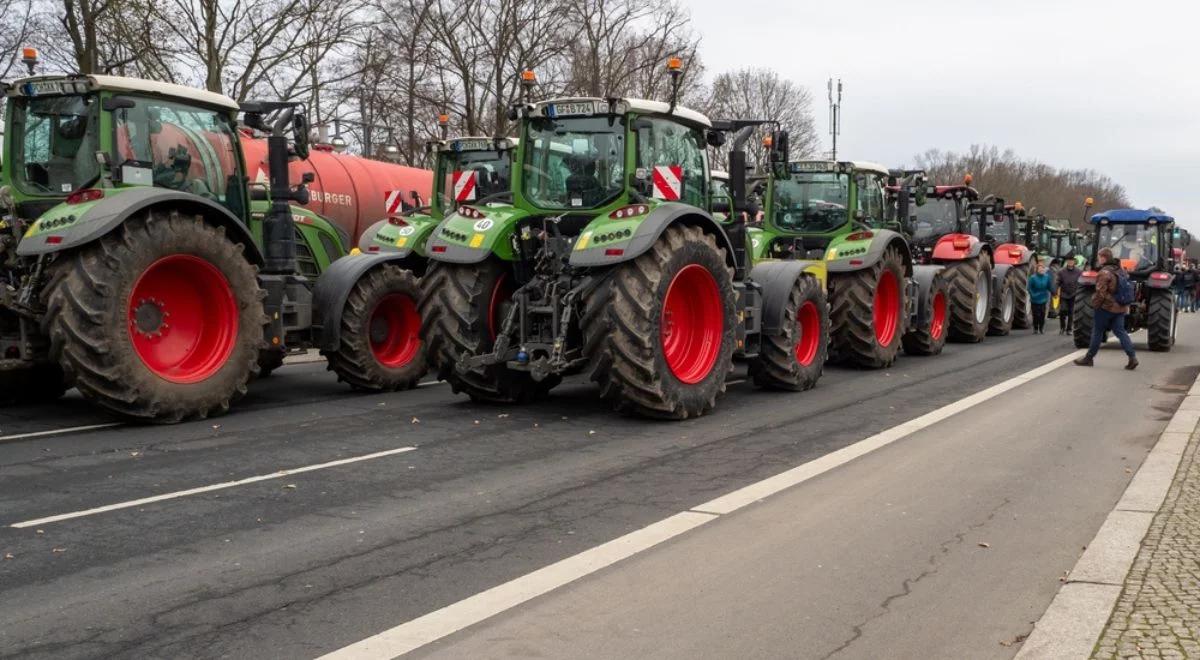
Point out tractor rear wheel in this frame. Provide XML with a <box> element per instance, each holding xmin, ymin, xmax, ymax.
<box><xmin>902</xmin><ymin>271</ymin><xmax>949</xmax><ymax>356</ymax></box>
<box><xmin>583</xmin><ymin>224</ymin><xmax>736</xmax><ymax>419</ymax></box>
<box><xmin>420</xmin><ymin>259</ymin><xmax>557</xmax><ymax>403</ymax></box>
<box><xmin>325</xmin><ymin>265</ymin><xmax>427</xmax><ymax>390</ymax></box>
<box><xmin>749</xmin><ymin>273</ymin><xmax>829</xmax><ymax>390</ymax></box>
<box><xmin>1147</xmin><ymin>289</ymin><xmax>1176</xmax><ymax>352</ymax></box>
<box><xmin>829</xmin><ymin>246</ymin><xmax>906</xmax><ymax>368</ymax></box>
<box><xmin>43</xmin><ymin>211</ymin><xmax>265</xmax><ymax>422</ymax></box>
<box><xmin>1012</xmin><ymin>264</ymin><xmax>1032</xmax><ymax>329</ymax></box>
<box><xmin>988</xmin><ymin>268</ymin><xmax>1018</xmax><ymax>336</ymax></box>
<box><xmin>943</xmin><ymin>256</ymin><xmax>990</xmax><ymax>343</ymax></box>
<box><xmin>1073</xmin><ymin>287</ymin><xmax>1095</xmax><ymax>349</ymax></box>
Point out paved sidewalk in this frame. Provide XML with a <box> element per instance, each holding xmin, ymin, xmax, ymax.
<box><xmin>1093</xmin><ymin>425</ymin><xmax>1200</xmax><ymax>659</ymax></box>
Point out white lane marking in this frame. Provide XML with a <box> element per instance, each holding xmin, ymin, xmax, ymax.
<box><xmin>10</xmin><ymin>446</ymin><xmax>418</xmax><ymax>529</ymax></box>
<box><xmin>317</xmin><ymin>512</ymin><xmax>717</xmax><ymax>660</ymax></box>
<box><xmin>0</xmin><ymin>423</ymin><xmax>123</xmax><ymax>443</ymax></box>
<box><xmin>320</xmin><ymin>349</ymin><xmax>1084</xmax><ymax>659</ymax></box>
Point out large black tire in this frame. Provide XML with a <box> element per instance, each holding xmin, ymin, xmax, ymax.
<box><xmin>1012</xmin><ymin>264</ymin><xmax>1032</xmax><ymax>329</ymax></box>
<box><xmin>43</xmin><ymin>211</ymin><xmax>265</xmax><ymax>422</ymax></box>
<box><xmin>902</xmin><ymin>271</ymin><xmax>949</xmax><ymax>356</ymax></box>
<box><xmin>582</xmin><ymin>224</ymin><xmax>736</xmax><ymax>419</ymax></box>
<box><xmin>829</xmin><ymin>245</ymin><xmax>906</xmax><ymax>368</ymax></box>
<box><xmin>987</xmin><ymin>268</ymin><xmax>1018</xmax><ymax>336</ymax></box>
<box><xmin>943</xmin><ymin>256</ymin><xmax>991</xmax><ymax>343</ymax></box>
<box><xmin>1073</xmin><ymin>287</ymin><xmax>1095</xmax><ymax>348</ymax></box>
<box><xmin>420</xmin><ymin>259</ymin><xmax>557</xmax><ymax>403</ymax></box>
<box><xmin>324</xmin><ymin>265</ymin><xmax>427</xmax><ymax>391</ymax></box>
<box><xmin>749</xmin><ymin>273</ymin><xmax>829</xmax><ymax>390</ymax></box>
<box><xmin>1147</xmin><ymin>289</ymin><xmax>1176</xmax><ymax>352</ymax></box>
<box><xmin>0</xmin><ymin>363</ymin><xmax>67</xmax><ymax>404</ymax></box>
<box><xmin>256</xmin><ymin>349</ymin><xmax>285</xmax><ymax>378</ymax></box>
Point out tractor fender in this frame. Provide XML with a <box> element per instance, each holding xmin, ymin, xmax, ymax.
<box><xmin>17</xmin><ymin>187</ymin><xmax>264</xmax><ymax>264</ymax></box>
<box><xmin>313</xmin><ymin>252</ymin><xmax>421</xmax><ymax>351</ymax></box>
<box><xmin>569</xmin><ymin>202</ymin><xmax>736</xmax><ymax>270</ymax></box>
<box><xmin>749</xmin><ymin>260</ymin><xmax>822</xmax><ymax>334</ymax></box>
<box><xmin>827</xmin><ymin>230</ymin><xmax>913</xmax><ymax>275</ymax></box>
<box><xmin>1146</xmin><ymin>272</ymin><xmax>1174</xmax><ymax>289</ymax></box>
<box><xmin>994</xmin><ymin>242</ymin><xmax>1033</xmax><ymax>266</ymax></box>
<box><xmin>358</xmin><ymin>219</ymin><xmax>391</xmax><ymax>252</ymax></box>
<box><xmin>931</xmin><ymin>233</ymin><xmax>986</xmax><ymax>261</ymax></box>
<box><xmin>910</xmin><ymin>264</ymin><xmax>945</xmax><ymax>326</ymax></box>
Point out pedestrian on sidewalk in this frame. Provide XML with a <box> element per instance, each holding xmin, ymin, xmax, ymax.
<box><xmin>1075</xmin><ymin>247</ymin><xmax>1138</xmax><ymax>370</ymax></box>
<box><xmin>1028</xmin><ymin>262</ymin><xmax>1053</xmax><ymax>334</ymax></box>
<box><xmin>1181</xmin><ymin>264</ymin><xmax>1196</xmax><ymax>313</ymax></box>
<box><xmin>1057</xmin><ymin>258</ymin><xmax>1081</xmax><ymax>334</ymax></box>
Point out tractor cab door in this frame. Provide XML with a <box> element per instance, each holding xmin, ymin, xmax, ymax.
<box><xmin>853</xmin><ymin>172</ymin><xmax>886</xmax><ymax>227</ymax></box>
<box><xmin>112</xmin><ymin>96</ymin><xmax>247</xmax><ymax>220</ymax></box>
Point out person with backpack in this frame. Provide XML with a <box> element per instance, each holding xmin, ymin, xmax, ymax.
<box><xmin>1075</xmin><ymin>247</ymin><xmax>1138</xmax><ymax>370</ymax></box>
<box><xmin>1057</xmin><ymin>258</ymin><xmax>1082</xmax><ymax>334</ymax></box>
<box><xmin>1028</xmin><ymin>263</ymin><xmax>1053</xmax><ymax>334</ymax></box>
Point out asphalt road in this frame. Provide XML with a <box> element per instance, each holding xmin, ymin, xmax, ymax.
<box><xmin>0</xmin><ymin>319</ymin><xmax>1192</xmax><ymax>659</ymax></box>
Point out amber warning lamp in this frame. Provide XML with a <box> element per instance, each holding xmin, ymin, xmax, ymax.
<box><xmin>963</xmin><ymin>173</ymin><xmax>973</xmax><ymax>186</ymax></box>
<box><xmin>20</xmin><ymin>46</ymin><xmax>39</xmax><ymax>75</ymax></box>
<box><xmin>666</xmin><ymin>57</ymin><xmax>683</xmax><ymax>111</ymax></box>
<box><xmin>520</xmin><ymin>69</ymin><xmax>537</xmax><ymax>103</ymax></box>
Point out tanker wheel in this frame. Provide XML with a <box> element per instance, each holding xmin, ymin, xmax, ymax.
<box><xmin>988</xmin><ymin>268</ymin><xmax>1019</xmax><ymax>336</ymax></box>
<box><xmin>1147</xmin><ymin>288</ymin><xmax>1176</xmax><ymax>352</ymax></box>
<box><xmin>943</xmin><ymin>256</ymin><xmax>990</xmax><ymax>343</ymax></box>
<box><xmin>420</xmin><ymin>259</ymin><xmax>558</xmax><ymax>403</ymax></box>
<box><xmin>0</xmin><ymin>364</ymin><xmax>67</xmax><ymax>404</ymax></box>
<box><xmin>582</xmin><ymin>224</ymin><xmax>736</xmax><ymax>419</ymax></box>
<box><xmin>324</xmin><ymin>265</ymin><xmax>427</xmax><ymax>391</ymax></box>
<box><xmin>749</xmin><ymin>273</ymin><xmax>829</xmax><ymax>391</ymax></box>
<box><xmin>256</xmin><ymin>349</ymin><xmax>286</xmax><ymax>378</ymax></box>
<box><xmin>829</xmin><ymin>245</ymin><xmax>905</xmax><ymax>369</ymax></box>
<box><xmin>1073</xmin><ymin>287</ymin><xmax>1095</xmax><ymax>349</ymax></box>
<box><xmin>902</xmin><ymin>272</ymin><xmax>949</xmax><ymax>356</ymax></box>
<box><xmin>43</xmin><ymin>211</ymin><xmax>265</xmax><ymax>423</ymax></box>
<box><xmin>1011</xmin><ymin>264</ymin><xmax>1032</xmax><ymax>329</ymax></box>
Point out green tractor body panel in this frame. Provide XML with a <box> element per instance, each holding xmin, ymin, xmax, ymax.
<box><xmin>360</xmin><ymin>213</ymin><xmax>441</xmax><ymax>257</ymax></box>
<box><xmin>426</xmin><ymin>203</ymin><xmax>529</xmax><ymax>262</ymax></box>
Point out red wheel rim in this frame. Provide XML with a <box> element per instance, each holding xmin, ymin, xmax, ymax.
<box><xmin>660</xmin><ymin>264</ymin><xmax>723</xmax><ymax>384</ymax></box>
<box><xmin>369</xmin><ymin>293</ymin><xmax>421</xmax><ymax>368</ymax></box>
<box><xmin>128</xmin><ymin>254</ymin><xmax>238</xmax><ymax>384</ymax></box>
<box><xmin>873</xmin><ymin>270</ymin><xmax>900</xmax><ymax>347</ymax></box>
<box><xmin>795</xmin><ymin>301</ymin><xmax>821</xmax><ymax>366</ymax></box>
<box><xmin>930</xmin><ymin>291</ymin><xmax>947</xmax><ymax>340</ymax></box>
<box><xmin>488</xmin><ymin>272</ymin><xmax>514</xmax><ymax>341</ymax></box>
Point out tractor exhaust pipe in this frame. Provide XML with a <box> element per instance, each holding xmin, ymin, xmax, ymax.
<box><xmin>263</xmin><ymin>110</ymin><xmax>297</xmax><ymax>275</ymax></box>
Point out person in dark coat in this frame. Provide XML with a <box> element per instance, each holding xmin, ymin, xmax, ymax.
<box><xmin>1056</xmin><ymin>259</ymin><xmax>1082</xmax><ymax>334</ymax></box>
<box><xmin>1075</xmin><ymin>247</ymin><xmax>1137</xmax><ymax>370</ymax></box>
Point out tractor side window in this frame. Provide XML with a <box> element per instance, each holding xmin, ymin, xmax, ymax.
<box><xmin>115</xmin><ymin>98</ymin><xmax>240</xmax><ymax>213</ymax></box>
<box><xmin>856</xmin><ymin>175</ymin><xmax>884</xmax><ymax>225</ymax></box>
<box><xmin>636</xmin><ymin>117</ymin><xmax>707</xmax><ymax>208</ymax></box>
<box><xmin>11</xmin><ymin>94</ymin><xmax>100</xmax><ymax>195</ymax></box>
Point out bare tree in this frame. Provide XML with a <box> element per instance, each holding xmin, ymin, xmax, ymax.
<box><xmin>703</xmin><ymin>67</ymin><xmax>819</xmax><ymax>169</ymax></box>
<box><xmin>0</xmin><ymin>0</ymin><xmax>38</xmax><ymax>80</ymax></box>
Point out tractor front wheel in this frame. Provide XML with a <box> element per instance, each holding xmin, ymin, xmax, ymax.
<box><xmin>829</xmin><ymin>246</ymin><xmax>906</xmax><ymax>368</ymax></box>
<box><xmin>988</xmin><ymin>268</ymin><xmax>1018</xmax><ymax>336</ymax></box>
<box><xmin>325</xmin><ymin>265</ymin><xmax>427</xmax><ymax>390</ymax></box>
<box><xmin>43</xmin><ymin>211</ymin><xmax>265</xmax><ymax>422</ymax></box>
<box><xmin>902</xmin><ymin>272</ymin><xmax>949</xmax><ymax>356</ymax></box>
<box><xmin>1147</xmin><ymin>288</ymin><xmax>1176</xmax><ymax>352</ymax></box>
<box><xmin>420</xmin><ymin>259</ymin><xmax>557</xmax><ymax>403</ymax></box>
<box><xmin>1073</xmin><ymin>287</ymin><xmax>1095</xmax><ymax>349</ymax></box>
<box><xmin>749</xmin><ymin>273</ymin><xmax>829</xmax><ymax>390</ymax></box>
<box><xmin>583</xmin><ymin>224</ymin><xmax>736</xmax><ymax>419</ymax></box>
<box><xmin>943</xmin><ymin>256</ymin><xmax>990</xmax><ymax>343</ymax></box>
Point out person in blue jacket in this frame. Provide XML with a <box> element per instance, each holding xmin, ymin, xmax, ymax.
<box><xmin>1028</xmin><ymin>262</ymin><xmax>1054</xmax><ymax>334</ymax></box>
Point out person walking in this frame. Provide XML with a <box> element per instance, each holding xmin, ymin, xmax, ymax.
<box><xmin>1028</xmin><ymin>263</ymin><xmax>1053</xmax><ymax>334</ymax></box>
<box><xmin>1191</xmin><ymin>264</ymin><xmax>1200</xmax><ymax>313</ymax></box>
<box><xmin>1174</xmin><ymin>265</ymin><xmax>1189</xmax><ymax>311</ymax></box>
<box><xmin>1057</xmin><ymin>259</ymin><xmax>1082</xmax><ymax>334</ymax></box>
<box><xmin>1075</xmin><ymin>247</ymin><xmax>1138</xmax><ymax>370</ymax></box>
<box><xmin>1180</xmin><ymin>264</ymin><xmax>1196</xmax><ymax>313</ymax></box>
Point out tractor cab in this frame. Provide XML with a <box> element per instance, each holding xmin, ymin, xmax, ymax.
<box><xmin>887</xmin><ymin>178</ymin><xmax>979</xmax><ymax>264</ymax></box>
<box><xmin>966</xmin><ymin>198</ymin><xmax>1034</xmax><ymax>267</ymax></box>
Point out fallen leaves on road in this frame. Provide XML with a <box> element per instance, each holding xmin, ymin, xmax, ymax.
<box><xmin>283</xmin><ymin>484</ymin><xmax>296</xmax><ymax>490</ymax></box>
<box><xmin>474</xmin><ymin>420</ymin><xmax>480</xmax><ymax>425</ymax></box>
<box><xmin>498</xmin><ymin>413</ymin><xmax>509</xmax><ymax>419</ymax></box>
<box><xmin>999</xmin><ymin>633</ymin><xmax>1028</xmax><ymax>647</ymax></box>
<box><xmin>3</xmin><ymin>553</ymin><xmax>13</xmax><ymax>560</ymax></box>
<box><xmin>51</xmin><ymin>547</ymin><xmax>66</xmax><ymax>554</ymax></box>
<box><xmin>977</xmin><ymin>542</ymin><xmax>991</xmax><ymax>549</ymax></box>
<box><xmin>411</xmin><ymin>417</ymin><xmax>420</xmax><ymax>424</ymax></box>
<box><xmin>130</xmin><ymin>451</ymin><xmax>140</xmax><ymax>457</ymax></box>
<box><xmin>35</xmin><ymin>529</ymin><xmax>44</xmax><ymax>535</ymax></box>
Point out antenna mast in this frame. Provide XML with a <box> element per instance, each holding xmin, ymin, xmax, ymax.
<box><xmin>828</xmin><ymin>78</ymin><xmax>843</xmax><ymax>161</ymax></box>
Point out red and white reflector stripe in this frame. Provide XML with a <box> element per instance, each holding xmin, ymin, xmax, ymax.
<box><xmin>453</xmin><ymin>170</ymin><xmax>477</xmax><ymax>202</ymax></box>
<box><xmin>652</xmin><ymin>165</ymin><xmax>683</xmax><ymax>201</ymax></box>
<box><xmin>385</xmin><ymin>190</ymin><xmax>405</xmax><ymax>215</ymax></box>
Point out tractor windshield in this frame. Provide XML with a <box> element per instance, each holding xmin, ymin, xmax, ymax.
<box><xmin>9</xmin><ymin>94</ymin><xmax>100</xmax><ymax>195</ymax></box>
<box><xmin>988</xmin><ymin>213</ymin><xmax>1014</xmax><ymax>243</ymax></box>
<box><xmin>436</xmin><ymin>148</ymin><xmax>511</xmax><ymax>210</ymax></box>
<box><xmin>912</xmin><ymin>198</ymin><xmax>959</xmax><ymax>242</ymax></box>
<box><xmin>773</xmin><ymin>173</ymin><xmax>850</xmax><ymax>233</ymax></box>
<box><xmin>1098</xmin><ymin>224</ymin><xmax>1161</xmax><ymax>272</ymax></box>
<box><xmin>522</xmin><ymin>116</ymin><xmax>624</xmax><ymax>209</ymax></box>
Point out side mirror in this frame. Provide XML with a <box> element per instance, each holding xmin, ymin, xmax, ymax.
<box><xmin>103</xmin><ymin>96</ymin><xmax>136</xmax><ymax>112</ymax></box>
<box><xmin>292</xmin><ymin>114</ymin><xmax>311</xmax><ymax>160</ymax></box>
<box><xmin>771</xmin><ymin>130</ymin><xmax>789</xmax><ymax>163</ymax></box>
<box><xmin>706</xmin><ymin>131</ymin><xmax>726</xmax><ymax>148</ymax></box>
<box><xmin>301</xmin><ymin>171</ymin><xmax>315</xmax><ymax>184</ymax></box>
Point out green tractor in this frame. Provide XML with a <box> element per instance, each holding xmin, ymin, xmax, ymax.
<box><xmin>359</xmin><ymin>116</ymin><xmax>516</xmax><ymax>258</ymax></box>
<box><xmin>742</xmin><ymin>160</ymin><xmax>949</xmax><ymax>366</ymax></box>
<box><xmin>0</xmin><ymin>73</ymin><xmax>428</xmax><ymax>420</ymax></box>
<box><xmin>419</xmin><ymin>63</ymin><xmax>831</xmax><ymax>419</ymax></box>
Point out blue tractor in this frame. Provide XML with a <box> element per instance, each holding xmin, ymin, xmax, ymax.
<box><xmin>1074</xmin><ymin>209</ymin><xmax>1181</xmax><ymax>352</ymax></box>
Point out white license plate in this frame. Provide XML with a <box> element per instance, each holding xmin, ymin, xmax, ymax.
<box><xmin>549</xmin><ymin>102</ymin><xmax>595</xmax><ymax>117</ymax></box>
<box><xmin>453</xmin><ymin>139</ymin><xmax>492</xmax><ymax>152</ymax></box>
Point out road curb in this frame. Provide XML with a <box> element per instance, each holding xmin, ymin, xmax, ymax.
<box><xmin>1015</xmin><ymin>373</ymin><xmax>1200</xmax><ymax>659</ymax></box>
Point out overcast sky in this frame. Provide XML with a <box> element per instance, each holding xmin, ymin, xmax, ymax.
<box><xmin>689</xmin><ymin>0</ymin><xmax>1199</xmax><ymax>232</ymax></box>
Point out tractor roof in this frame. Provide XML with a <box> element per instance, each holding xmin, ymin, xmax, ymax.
<box><xmin>789</xmin><ymin>160</ymin><xmax>889</xmax><ymax>177</ymax></box>
<box><xmin>1090</xmin><ymin>209</ymin><xmax>1175</xmax><ymax>225</ymax></box>
<box><xmin>10</xmin><ymin>74</ymin><xmax>239</xmax><ymax>111</ymax></box>
<box><xmin>711</xmin><ymin>170</ymin><xmax>729</xmax><ymax>180</ymax></box>
<box><xmin>531</xmin><ymin>97</ymin><xmax>711</xmax><ymax>128</ymax></box>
